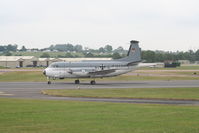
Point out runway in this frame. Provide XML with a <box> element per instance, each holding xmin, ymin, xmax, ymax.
<box><xmin>0</xmin><ymin>80</ymin><xmax>199</xmax><ymax>105</ymax></box>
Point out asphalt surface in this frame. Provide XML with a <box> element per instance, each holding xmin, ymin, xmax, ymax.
<box><xmin>0</xmin><ymin>80</ymin><xmax>199</xmax><ymax>105</ymax></box>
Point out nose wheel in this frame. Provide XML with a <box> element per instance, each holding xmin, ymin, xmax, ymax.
<box><xmin>90</xmin><ymin>80</ymin><xmax>96</xmax><ymax>85</ymax></box>
<box><xmin>47</xmin><ymin>77</ymin><xmax>51</xmax><ymax>84</ymax></box>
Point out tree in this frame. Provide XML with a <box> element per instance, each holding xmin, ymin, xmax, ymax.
<box><xmin>84</xmin><ymin>52</ymin><xmax>94</xmax><ymax>57</ymax></box>
<box><xmin>142</xmin><ymin>50</ymin><xmax>156</xmax><ymax>62</ymax></box>
<box><xmin>53</xmin><ymin>44</ymin><xmax>74</xmax><ymax>52</ymax></box>
<box><xmin>112</xmin><ymin>52</ymin><xmax>121</xmax><ymax>59</ymax></box>
<box><xmin>65</xmin><ymin>53</ymin><xmax>74</xmax><ymax>58</ymax></box>
<box><xmin>66</xmin><ymin>44</ymin><xmax>74</xmax><ymax>51</ymax></box>
<box><xmin>57</xmin><ymin>55</ymin><xmax>65</xmax><ymax>58</ymax></box>
<box><xmin>188</xmin><ymin>50</ymin><xmax>196</xmax><ymax>61</ymax></box>
<box><xmin>114</xmin><ymin>46</ymin><xmax>124</xmax><ymax>53</ymax></box>
<box><xmin>54</xmin><ymin>44</ymin><xmax>67</xmax><ymax>51</ymax></box>
<box><xmin>0</xmin><ymin>46</ymin><xmax>5</xmax><ymax>52</ymax></box>
<box><xmin>154</xmin><ymin>52</ymin><xmax>164</xmax><ymax>62</ymax></box>
<box><xmin>74</xmin><ymin>45</ymin><xmax>83</xmax><ymax>52</ymax></box>
<box><xmin>195</xmin><ymin>49</ymin><xmax>199</xmax><ymax>60</ymax></box>
<box><xmin>20</xmin><ymin>46</ymin><xmax>27</xmax><ymax>51</ymax></box>
<box><xmin>40</xmin><ymin>53</ymin><xmax>50</xmax><ymax>58</ymax></box>
<box><xmin>99</xmin><ymin>47</ymin><xmax>105</xmax><ymax>53</ymax></box>
<box><xmin>176</xmin><ymin>52</ymin><xmax>186</xmax><ymax>60</ymax></box>
<box><xmin>6</xmin><ymin>44</ymin><xmax>18</xmax><ymax>52</ymax></box>
<box><xmin>104</xmin><ymin>45</ymin><xmax>112</xmax><ymax>52</ymax></box>
<box><xmin>4</xmin><ymin>51</ymin><xmax>12</xmax><ymax>56</ymax></box>
<box><xmin>49</xmin><ymin>45</ymin><xmax>54</xmax><ymax>51</ymax></box>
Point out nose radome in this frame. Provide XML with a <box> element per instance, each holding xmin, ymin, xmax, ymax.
<box><xmin>43</xmin><ymin>70</ymin><xmax>46</xmax><ymax>76</ymax></box>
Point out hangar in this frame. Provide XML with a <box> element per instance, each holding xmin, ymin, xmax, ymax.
<box><xmin>0</xmin><ymin>56</ymin><xmax>38</xmax><ymax>68</ymax></box>
<box><xmin>0</xmin><ymin>56</ymin><xmax>112</xmax><ymax>68</ymax></box>
<box><xmin>38</xmin><ymin>58</ymin><xmax>63</xmax><ymax>67</ymax></box>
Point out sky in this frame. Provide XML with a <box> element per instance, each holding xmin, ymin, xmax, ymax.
<box><xmin>0</xmin><ymin>0</ymin><xmax>199</xmax><ymax>51</ymax></box>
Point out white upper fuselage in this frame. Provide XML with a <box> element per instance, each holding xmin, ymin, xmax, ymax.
<box><xmin>44</xmin><ymin>60</ymin><xmax>139</xmax><ymax>79</ymax></box>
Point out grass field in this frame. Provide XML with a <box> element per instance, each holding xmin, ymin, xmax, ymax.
<box><xmin>43</xmin><ymin>87</ymin><xmax>199</xmax><ymax>100</ymax></box>
<box><xmin>0</xmin><ymin>98</ymin><xmax>199</xmax><ymax>133</ymax></box>
<box><xmin>139</xmin><ymin>65</ymin><xmax>199</xmax><ymax>70</ymax></box>
<box><xmin>0</xmin><ymin>66</ymin><xmax>7</xmax><ymax>69</ymax></box>
<box><xmin>0</xmin><ymin>71</ymin><xmax>46</xmax><ymax>82</ymax></box>
<box><xmin>0</xmin><ymin>70</ymin><xmax>199</xmax><ymax>82</ymax></box>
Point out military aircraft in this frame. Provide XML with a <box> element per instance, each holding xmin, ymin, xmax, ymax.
<box><xmin>43</xmin><ymin>40</ymin><xmax>141</xmax><ymax>85</ymax></box>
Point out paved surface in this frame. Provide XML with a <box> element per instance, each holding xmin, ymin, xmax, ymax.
<box><xmin>0</xmin><ymin>80</ymin><xmax>199</xmax><ymax>105</ymax></box>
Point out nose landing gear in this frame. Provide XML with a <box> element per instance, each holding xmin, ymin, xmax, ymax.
<box><xmin>47</xmin><ymin>77</ymin><xmax>51</xmax><ymax>84</ymax></box>
<box><xmin>43</xmin><ymin>70</ymin><xmax>46</xmax><ymax>76</ymax></box>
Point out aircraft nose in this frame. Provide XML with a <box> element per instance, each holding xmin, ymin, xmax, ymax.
<box><xmin>43</xmin><ymin>69</ymin><xmax>46</xmax><ymax>76</ymax></box>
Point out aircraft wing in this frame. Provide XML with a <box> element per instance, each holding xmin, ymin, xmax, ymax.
<box><xmin>88</xmin><ymin>69</ymin><xmax>116</xmax><ymax>75</ymax></box>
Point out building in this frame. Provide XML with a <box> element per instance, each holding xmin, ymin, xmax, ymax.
<box><xmin>38</xmin><ymin>58</ymin><xmax>111</xmax><ymax>67</ymax></box>
<box><xmin>59</xmin><ymin>58</ymin><xmax>112</xmax><ymax>62</ymax></box>
<box><xmin>0</xmin><ymin>56</ymin><xmax>38</xmax><ymax>68</ymax></box>
<box><xmin>195</xmin><ymin>61</ymin><xmax>199</xmax><ymax>64</ymax></box>
<box><xmin>0</xmin><ymin>56</ymin><xmax>112</xmax><ymax>68</ymax></box>
<box><xmin>38</xmin><ymin>58</ymin><xmax>62</xmax><ymax>67</ymax></box>
<box><xmin>178</xmin><ymin>60</ymin><xmax>191</xmax><ymax>65</ymax></box>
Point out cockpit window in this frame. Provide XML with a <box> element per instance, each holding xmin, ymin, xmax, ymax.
<box><xmin>49</xmin><ymin>64</ymin><xmax>58</xmax><ymax>68</ymax></box>
<box><xmin>49</xmin><ymin>63</ymin><xmax>67</xmax><ymax>68</ymax></box>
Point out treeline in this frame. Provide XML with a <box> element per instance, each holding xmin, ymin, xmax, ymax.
<box><xmin>48</xmin><ymin>44</ymin><xmax>83</xmax><ymax>52</ymax></box>
<box><xmin>1</xmin><ymin>44</ymin><xmax>199</xmax><ymax>62</ymax></box>
<box><xmin>0</xmin><ymin>44</ymin><xmax>125</xmax><ymax>53</ymax></box>
<box><xmin>0</xmin><ymin>45</ymin><xmax>18</xmax><ymax>52</ymax></box>
<box><xmin>0</xmin><ymin>44</ymin><xmax>127</xmax><ymax>59</ymax></box>
<box><xmin>47</xmin><ymin>44</ymin><xmax>125</xmax><ymax>54</ymax></box>
<box><xmin>142</xmin><ymin>50</ymin><xmax>199</xmax><ymax>62</ymax></box>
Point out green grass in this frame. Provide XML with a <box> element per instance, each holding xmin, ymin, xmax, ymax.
<box><xmin>137</xmin><ymin>71</ymin><xmax>199</xmax><ymax>76</ymax></box>
<box><xmin>0</xmin><ymin>98</ymin><xmax>199</xmax><ymax>133</ymax></box>
<box><xmin>139</xmin><ymin>65</ymin><xmax>199</xmax><ymax>70</ymax></box>
<box><xmin>0</xmin><ymin>66</ymin><xmax>9</xmax><ymax>69</ymax></box>
<box><xmin>109</xmin><ymin>74</ymin><xmax>199</xmax><ymax>80</ymax></box>
<box><xmin>43</xmin><ymin>87</ymin><xmax>199</xmax><ymax>100</ymax></box>
<box><xmin>0</xmin><ymin>71</ymin><xmax>46</xmax><ymax>82</ymax></box>
<box><xmin>0</xmin><ymin>71</ymin><xmax>199</xmax><ymax>82</ymax></box>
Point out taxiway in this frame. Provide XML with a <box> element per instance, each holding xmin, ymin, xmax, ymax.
<box><xmin>0</xmin><ymin>80</ymin><xmax>199</xmax><ymax>105</ymax></box>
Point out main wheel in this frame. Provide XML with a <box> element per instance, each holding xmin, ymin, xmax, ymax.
<box><xmin>90</xmin><ymin>80</ymin><xmax>96</xmax><ymax>85</ymax></box>
<box><xmin>47</xmin><ymin>81</ymin><xmax>51</xmax><ymax>84</ymax></box>
<box><xmin>75</xmin><ymin>80</ymin><xmax>80</xmax><ymax>84</ymax></box>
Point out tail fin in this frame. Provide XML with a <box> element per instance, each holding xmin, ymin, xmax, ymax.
<box><xmin>118</xmin><ymin>40</ymin><xmax>141</xmax><ymax>63</ymax></box>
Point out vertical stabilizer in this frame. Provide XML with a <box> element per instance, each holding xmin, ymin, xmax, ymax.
<box><xmin>117</xmin><ymin>40</ymin><xmax>141</xmax><ymax>63</ymax></box>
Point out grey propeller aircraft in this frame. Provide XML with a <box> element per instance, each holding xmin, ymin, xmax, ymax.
<box><xmin>43</xmin><ymin>40</ymin><xmax>141</xmax><ymax>85</ymax></box>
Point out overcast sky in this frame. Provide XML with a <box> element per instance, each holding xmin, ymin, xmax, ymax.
<box><xmin>0</xmin><ymin>0</ymin><xmax>199</xmax><ymax>51</ymax></box>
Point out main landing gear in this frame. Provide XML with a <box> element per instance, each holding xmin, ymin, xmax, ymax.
<box><xmin>75</xmin><ymin>79</ymin><xmax>96</xmax><ymax>85</ymax></box>
<box><xmin>75</xmin><ymin>80</ymin><xmax>80</xmax><ymax>84</ymax></box>
<box><xmin>90</xmin><ymin>80</ymin><xmax>96</xmax><ymax>85</ymax></box>
<box><xmin>47</xmin><ymin>78</ymin><xmax>96</xmax><ymax>85</ymax></box>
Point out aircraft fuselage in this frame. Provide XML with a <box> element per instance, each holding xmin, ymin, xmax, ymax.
<box><xmin>43</xmin><ymin>40</ymin><xmax>141</xmax><ymax>84</ymax></box>
<box><xmin>44</xmin><ymin>61</ymin><xmax>139</xmax><ymax>79</ymax></box>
